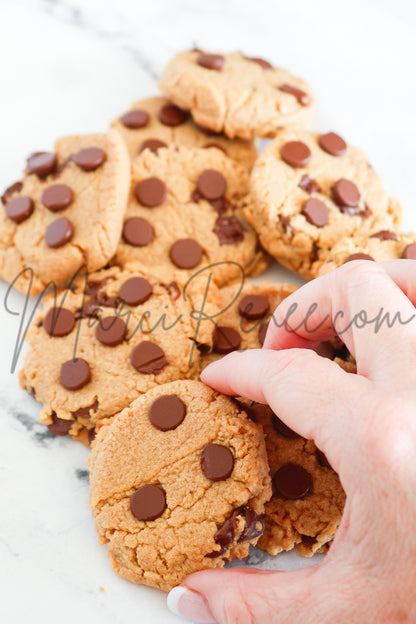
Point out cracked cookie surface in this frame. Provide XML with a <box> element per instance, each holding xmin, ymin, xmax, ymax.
<box><xmin>111</xmin><ymin>95</ymin><xmax>257</xmax><ymax>170</ymax></box>
<box><xmin>247</xmin><ymin>128</ymin><xmax>402</xmax><ymax>279</ymax></box>
<box><xmin>0</xmin><ymin>131</ymin><xmax>129</xmax><ymax>295</ymax></box>
<box><xmin>159</xmin><ymin>50</ymin><xmax>315</xmax><ymax>139</ymax></box>
<box><xmin>88</xmin><ymin>380</ymin><xmax>271</xmax><ymax>591</ymax></box>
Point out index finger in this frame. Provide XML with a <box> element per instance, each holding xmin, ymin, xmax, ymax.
<box><xmin>264</xmin><ymin>260</ymin><xmax>416</xmax><ymax>383</ymax></box>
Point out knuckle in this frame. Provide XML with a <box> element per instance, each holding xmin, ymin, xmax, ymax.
<box><xmin>263</xmin><ymin>348</ymin><xmax>317</xmax><ymax>390</ymax></box>
<box><xmin>334</xmin><ymin>260</ymin><xmax>387</xmax><ymax>292</ymax></box>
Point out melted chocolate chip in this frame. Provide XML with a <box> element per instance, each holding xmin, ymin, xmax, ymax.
<box><xmin>213</xmin><ymin>215</ymin><xmax>244</xmax><ymax>245</ymax></box>
<box><xmin>370</xmin><ymin>230</ymin><xmax>398</xmax><ymax>241</ymax></box>
<box><xmin>148</xmin><ymin>394</ymin><xmax>187</xmax><ymax>431</ymax></box>
<box><xmin>45</xmin><ymin>217</ymin><xmax>74</xmax><ymax>248</ymax></box>
<box><xmin>197</xmin><ymin>53</ymin><xmax>224</xmax><ymax>70</ymax></box>
<box><xmin>281</xmin><ymin>141</ymin><xmax>311</xmax><ymax>168</ymax></box>
<box><xmin>273</xmin><ymin>463</ymin><xmax>312</xmax><ymax>499</ymax></box>
<box><xmin>205</xmin><ymin>509</ymin><xmax>240</xmax><ymax>558</ymax></box>
<box><xmin>47</xmin><ymin>413</ymin><xmax>72</xmax><ymax>436</ymax></box>
<box><xmin>95</xmin><ymin>316</ymin><xmax>127</xmax><ymax>347</ymax></box>
<box><xmin>72</xmin><ymin>400</ymin><xmax>99</xmax><ymax>418</ymax></box>
<box><xmin>139</xmin><ymin>138</ymin><xmax>168</xmax><ymax>154</ymax></box>
<box><xmin>72</xmin><ymin>147</ymin><xmax>106</xmax><ymax>171</ymax></box>
<box><xmin>299</xmin><ymin>175</ymin><xmax>321</xmax><ymax>194</ymax></box>
<box><xmin>130</xmin><ymin>484</ymin><xmax>166</xmax><ymax>521</ymax></box>
<box><xmin>279</xmin><ymin>84</ymin><xmax>309</xmax><ymax>105</ymax></box>
<box><xmin>158</xmin><ymin>103</ymin><xmax>189</xmax><ymax>126</ymax></box>
<box><xmin>244</xmin><ymin>56</ymin><xmax>273</xmax><ymax>69</ymax></box>
<box><xmin>238</xmin><ymin>508</ymin><xmax>265</xmax><ymax>542</ymax></box>
<box><xmin>238</xmin><ymin>294</ymin><xmax>269</xmax><ymax>320</ymax></box>
<box><xmin>344</xmin><ymin>253</ymin><xmax>375</xmax><ymax>263</ymax></box>
<box><xmin>130</xmin><ymin>342</ymin><xmax>168</xmax><ymax>375</ymax></box>
<box><xmin>316</xmin><ymin>449</ymin><xmax>331</xmax><ymax>469</ymax></box>
<box><xmin>212</xmin><ymin>326</ymin><xmax>241</xmax><ymax>354</ymax></box>
<box><xmin>402</xmin><ymin>243</ymin><xmax>416</xmax><ymax>259</ymax></box>
<box><xmin>120</xmin><ymin>109</ymin><xmax>150</xmax><ymax>129</ymax></box>
<box><xmin>119</xmin><ymin>277</ymin><xmax>153</xmax><ymax>306</ymax></box>
<box><xmin>279</xmin><ymin>214</ymin><xmax>293</xmax><ymax>234</ymax></box>
<box><xmin>27</xmin><ymin>152</ymin><xmax>57</xmax><ymax>177</ymax></box>
<box><xmin>43</xmin><ymin>307</ymin><xmax>76</xmax><ymax>337</ymax></box>
<box><xmin>169</xmin><ymin>239</ymin><xmax>203</xmax><ymax>269</ymax></box>
<box><xmin>122</xmin><ymin>217</ymin><xmax>154</xmax><ymax>247</ymax></box>
<box><xmin>301</xmin><ymin>534</ymin><xmax>317</xmax><ymax>548</ymax></box>
<box><xmin>41</xmin><ymin>184</ymin><xmax>73</xmax><ymax>212</ymax></box>
<box><xmin>318</xmin><ymin>132</ymin><xmax>347</xmax><ymax>157</ymax></box>
<box><xmin>272</xmin><ymin>414</ymin><xmax>300</xmax><ymax>439</ymax></box>
<box><xmin>5</xmin><ymin>196</ymin><xmax>34</xmax><ymax>223</ymax></box>
<box><xmin>201</xmin><ymin>444</ymin><xmax>234</xmax><ymax>481</ymax></box>
<box><xmin>60</xmin><ymin>358</ymin><xmax>91</xmax><ymax>390</ymax></box>
<box><xmin>1</xmin><ymin>181</ymin><xmax>23</xmax><ymax>205</ymax></box>
<box><xmin>135</xmin><ymin>177</ymin><xmax>167</xmax><ymax>207</ymax></box>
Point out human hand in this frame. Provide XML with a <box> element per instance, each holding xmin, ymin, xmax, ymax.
<box><xmin>167</xmin><ymin>260</ymin><xmax>416</xmax><ymax>624</ymax></box>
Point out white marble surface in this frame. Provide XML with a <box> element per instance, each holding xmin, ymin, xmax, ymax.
<box><xmin>1</xmin><ymin>1</ymin><xmax>416</xmax><ymax>622</ymax></box>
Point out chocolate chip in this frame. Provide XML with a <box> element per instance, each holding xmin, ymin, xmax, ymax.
<box><xmin>206</xmin><ymin>509</ymin><xmax>240</xmax><ymax>557</ymax></box>
<box><xmin>122</xmin><ymin>217</ymin><xmax>154</xmax><ymax>247</ymax></box>
<box><xmin>212</xmin><ymin>326</ymin><xmax>241</xmax><ymax>354</ymax></box>
<box><xmin>272</xmin><ymin>414</ymin><xmax>300</xmax><ymax>439</ymax></box>
<box><xmin>302</xmin><ymin>198</ymin><xmax>329</xmax><ymax>227</ymax></box>
<box><xmin>27</xmin><ymin>152</ymin><xmax>57</xmax><ymax>177</ymax></box>
<box><xmin>4</xmin><ymin>196</ymin><xmax>34</xmax><ymax>223</ymax></box>
<box><xmin>279</xmin><ymin>84</ymin><xmax>309</xmax><ymax>105</ymax></box>
<box><xmin>281</xmin><ymin>141</ymin><xmax>311</xmax><ymax>168</ymax></box>
<box><xmin>1</xmin><ymin>181</ymin><xmax>23</xmax><ymax>205</ymax></box>
<box><xmin>41</xmin><ymin>184</ymin><xmax>73</xmax><ymax>212</ymax></box>
<box><xmin>318</xmin><ymin>132</ymin><xmax>347</xmax><ymax>157</ymax></box>
<box><xmin>95</xmin><ymin>316</ymin><xmax>127</xmax><ymax>347</ymax></box>
<box><xmin>158</xmin><ymin>103</ymin><xmax>189</xmax><ymax>126</ymax></box>
<box><xmin>301</xmin><ymin>534</ymin><xmax>317</xmax><ymax>548</ymax></box>
<box><xmin>135</xmin><ymin>177</ymin><xmax>167</xmax><ymax>207</ymax></box>
<box><xmin>402</xmin><ymin>243</ymin><xmax>416</xmax><ymax>259</ymax></box>
<box><xmin>88</xmin><ymin>428</ymin><xmax>97</xmax><ymax>445</ymax></box>
<box><xmin>148</xmin><ymin>394</ymin><xmax>186</xmax><ymax>431</ymax></box>
<box><xmin>343</xmin><ymin>253</ymin><xmax>375</xmax><ymax>263</ymax></box>
<box><xmin>130</xmin><ymin>484</ymin><xmax>166</xmax><ymax>521</ymax></box>
<box><xmin>45</xmin><ymin>217</ymin><xmax>74</xmax><ymax>248</ymax></box>
<box><xmin>332</xmin><ymin>179</ymin><xmax>360</xmax><ymax>208</ymax></box>
<box><xmin>245</xmin><ymin>56</ymin><xmax>273</xmax><ymax>69</ymax></box>
<box><xmin>238</xmin><ymin>294</ymin><xmax>269</xmax><ymax>320</ymax></box>
<box><xmin>279</xmin><ymin>214</ymin><xmax>292</xmax><ymax>234</ymax></box>
<box><xmin>139</xmin><ymin>138</ymin><xmax>168</xmax><ymax>154</ymax></box>
<box><xmin>258</xmin><ymin>321</ymin><xmax>269</xmax><ymax>345</ymax></box>
<box><xmin>316</xmin><ymin>341</ymin><xmax>335</xmax><ymax>360</ymax></box>
<box><xmin>119</xmin><ymin>277</ymin><xmax>153</xmax><ymax>306</ymax></box>
<box><xmin>162</xmin><ymin>281</ymin><xmax>181</xmax><ymax>300</ymax></box>
<box><xmin>60</xmin><ymin>358</ymin><xmax>91</xmax><ymax>390</ymax></box>
<box><xmin>213</xmin><ymin>215</ymin><xmax>244</xmax><ymax>245</ymax></box>
<box><xmin>196</xmin><ymin>123</ymin><xmax>220</xmax><ymax>137</ymax></box>
<box><xmin>238</xmin><ymin>508</ymin><xmax>265</xmax><ymax>542</ymax></box>
<box><xmin>72</xmin><ymin>147</ymin><xmax>106</xmax><ymax>171</ymax></box>
<box><xmin>47</xmin><ymin>413</ymin><xmax>72</xmax><ymax>436</ymax></box>
<box><xmin>72</xmin><ymin>400</ymin><xmax>99</xmax><ymax>418</ymax></box>
<box><xmin>197</xmin><ymin>53</ymin><xmax>224</xmax><ymax>70</ymax></box>
<box><xmin>169</xmin><ymin>239</ymin><xmax>203</xmax><ymax>269</ymax></box>
<box><xmin>209</xmin><ymin>197</ymin><xmax>231</xmax><ymax>214</ymax></box>
<box><xmin>120</xmin><ymin>109</ymin><xmax>150</xmax><ymax>129</ymax></box>
<box><xmin>370</xmin><ymin>230</ymin><xmax>398</xmax><ymax>241</ymax></box>
<box><xmin>130</xmin><ymin>341</ymin><xmax>168</xmax><ymax>374</ymax></box>
<box><xmin>273</xmin><ymin>463</ymin><xmax>312</xmax><ymax>499</ymax></box>
<box><xmin>316</xmin><ymin>449</ymin><xmax>331</xmax><ymax>469</ymax></box>
<box><xmin>201</xmin><ymin>444</ymin><xmax>234</xmax><ymax>481</ymax></box>
<box><xmin>204</xmin><ymin>142</ymin><xmax>226</xmax><ymax>153</ymax></box>
<box><xmin>43</xmin><ymin>307</ymin><xmax>76</xmax><ymax>337</ymax></box>
<box><xmin>232</xmin><ymin>399</ymin><xmax>257</xmax><ymax>421</ymax></box>
<box><xmin>299</xmin><ymin>175</ymin><xmax>321</xmax><ymax>194</ymax></box>
<box><xmin>196</xmin><ymin>170</ymin><xmax>227</xmax><ymax>200</ymax></box>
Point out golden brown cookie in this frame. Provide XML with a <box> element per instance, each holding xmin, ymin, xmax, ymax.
<box><xmin>159</xmin><ymin>50</ymin><xmax>315</xmax><ymax>139</ymax></box>
<box><xmin>19</xmin><ymin>265</ymin><xmax>221</xmax><ymax>444</ymax></box>
<box><xmin>248</xmin><ymin>128</ymin><xmax>402</xmax><ymax>280</ymax></box>
<box><xmin>111</xmin><ymin>95</ymin><xmax>257</xmax><ymax>170</ymax></box>
<box><xmin>0</xmin><ymin>131</ymin><xmax>130</xmax><ymax>295</ymax></box>
<box><xmin>88</xmin><ymin>380</ymin><xmax>272</xmax><ymax>591</ymax></box>
<box><xmin>113</xmin><ymin>145</ymin><xmax>267</xmax><ymax>286</ymax></box>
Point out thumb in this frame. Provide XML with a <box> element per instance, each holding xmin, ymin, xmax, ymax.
<box><xmin>167</xmin><ymin>566</ymin><xmax>320</xmax><ymax>624</ymax></box>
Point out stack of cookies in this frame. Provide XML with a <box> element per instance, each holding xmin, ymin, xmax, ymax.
<box><xmin>1</xmin><ymin>48</ymin><xmax>412</xmax><ymax>592</ymax></box>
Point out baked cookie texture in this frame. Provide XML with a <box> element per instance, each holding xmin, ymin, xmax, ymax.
<box><xmin>88</xmin><ymin>380</ymin><xmax>272</xmax><ymax>591</ymax></box>
<box><xmin>318</xmin><ymin>231</ymin><xmax>416</xmax><ymax>276</ymax></box>
<box><xmin>159</xmin><ymin>50</ymin><xmax>315</xmax><ymax>139</ymax></box>
<box><xmin>247</xmin><ymin>128</ymin><xmax>403</xmax><ymax>280</ymax></box>
<box><xmin>250</xmin><ymin>404</ymin><xmax>345</xmax><ymax>557</ymax></box>
<box><xmin>111</xmin><ymin>95</ymin><xmax>257</xmax><ymax>170</ymax></box>
<box><xmin>19</xmin><ymin>265</ymin><xmax>222</xmax><ymax>444</ymax></box>
<box><xmin>0</xmin><ymin>131</ymin><xmax>130</xmax><ymax>295</ymax></box>
<box><xmin>113</xmin><ymin>145</ymin><xmax>267</xmax><ymax>286</ymax></box>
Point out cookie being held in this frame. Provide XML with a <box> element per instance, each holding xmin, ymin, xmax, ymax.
<box><xmin>0</xmin><ymin>131</ymin><xmax>129</xmax><ymax>295</ymax></box>
<box><xmin>159</xmin><ymin>49</ymin><xmax>315</xmax><ymax>139</ymax></box>
<box><xmin>88</xmin><ymin>380</ymin><xmax>272</xmax><ymax>591</ymax></box>
<box><xmin>112</xmin><ymin>95</ymin><xmax>257</xmax><ymax>170</ymax></box>
<box><xmin>248</xmin><ymin>129</ymin><xmax>402</xmax><ymax>280</ymax></box>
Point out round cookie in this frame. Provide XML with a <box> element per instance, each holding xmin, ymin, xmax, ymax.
<box><xmin>19</xmin><ymin>265</ymin><xmax>222</xmax><ymax>444</ymax></box>
<box><xmin>111</xmin><ymin>95</ymin><xmax>257</xmax><ymax>170</ymax></box>
<box><xmin>249</xmin><ymin>403</ymin><xmax>345</xmax><ymax>557</ymax></box>
<box><xmin>318</xmin><ymin>231</ymin><xmax>416</xmax><ymax>276</ymax></box>
<box><xmin>113</xmin><ymin>145</ymin><xmax>268</xmax><ymax>287</ymax></box>
<box><xmin>88</xmin><ymin>380</ymin><xmax>272</xmax><ymax>591</ymax></box>
<box><xmin>0</xmin><ymin>131</ymin><xmax>130</xmax><ymax>295</ymax></box>
<box><xmin>159</xmin><ymin>50</ymin><xmax>315</xmax><ymax>139</ymax></box>
<box><xmin>247</xmin><ymin>128</ymin><xmax>403</xmax><ymax>280</ymax></box>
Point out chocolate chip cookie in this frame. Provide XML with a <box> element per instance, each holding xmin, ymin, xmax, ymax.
<box><xmin>19</xmin><ymin>265</ymin><xmax>221</xmax><ymax>444</ymax></box>
<box><xmin>0</xmin><ymin>131</ymin><xmax>130</xmax><ymax>295</ymax></box>
<box><xmin>111</xmin><ymin>95</ymin><xmax>257</xmax><ymax>170</ymax></box>
<box><xmin>247</xmin><ymin>129</ymin><xmax>403</xmax><ymax>279</ymax></box>
<box><xmin>88</xmin><ymin>380</ymin><xmax>271</xmax><ymax>591</ymax></box>
<box><xmin>159</xmin><ymin>50</ymin><xmax>315</xmax><ymax>139</ymax></box>
<box><xmin>113</xmin><ymin>145</ymin><xmax>267</xmax><ymax>286</ymax></box>
<box><xmin>159</xmin><ymin>49</ymin><xmax>315</xmax><ymax>139</ymax></box>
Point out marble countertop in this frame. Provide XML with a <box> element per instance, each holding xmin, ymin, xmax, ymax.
<box><xmin>1</xmin><ymin>1</ymin><xmax>416</xmax><ymax>622</ymax></box>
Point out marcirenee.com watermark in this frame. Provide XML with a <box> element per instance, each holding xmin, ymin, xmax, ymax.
<box><xmin>3</xmin><ymin>261</ymin><xmax>415</xmax><ymax>374</ymax></box>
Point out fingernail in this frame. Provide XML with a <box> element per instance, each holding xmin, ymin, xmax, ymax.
<box><xmin>167</xmin><ymin>586</ymin><xmax>217</xmax><ymax>623</ymax></box>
